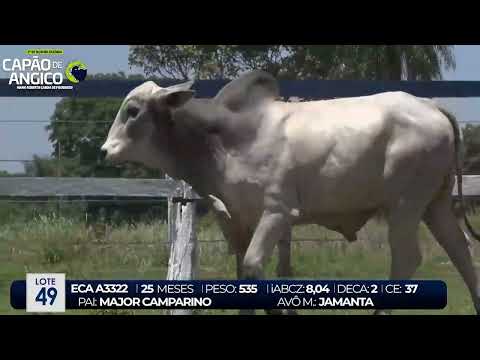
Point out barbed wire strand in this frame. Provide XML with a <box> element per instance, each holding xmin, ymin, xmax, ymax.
<box><xmin>1</xmin><ymin>238</ymin><xmax>345</xmax><ymax>246</ymax></box>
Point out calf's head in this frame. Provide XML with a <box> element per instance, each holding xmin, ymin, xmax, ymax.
<box><xmin>101</xmin><ymin>80</ymin><xmax>195</xmax><ymax>171</ymax></box>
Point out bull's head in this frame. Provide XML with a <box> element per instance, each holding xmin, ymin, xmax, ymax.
<box><xmin>100</xmin><ymin>80</ymin><xmax>195</xmax><ymax>171</ymax></box>
<box><xmin>101</xmin><ymin>70</ymin><xmax>279</xmax><ymax>184</ymax></box>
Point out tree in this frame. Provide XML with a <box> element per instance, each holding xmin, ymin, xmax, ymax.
<box><xmin>363</xmin><ymin>45</ymin><xmax>455</xmax><ymax>80</ymax></box>
<box><xmin>129</xmin><ymin>45</ymin><xmax>290</xmax><ymax>79</ymax></box>
<box><xmin>24</xmin><ymin>155</ymin><xmax>74</xmax><ymax>177</ymax></box>
<box><xmin>128</xmin><ymin>45</ymin><xmax>456</xmax><ymax>81</ymax></box>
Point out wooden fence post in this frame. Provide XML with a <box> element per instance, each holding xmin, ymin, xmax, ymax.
<box><xmin>166</xmin><ymin>179</ymin><xmax>198</xmax><ymax>315</ymax></box>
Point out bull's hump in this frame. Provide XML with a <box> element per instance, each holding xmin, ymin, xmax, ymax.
<box><xmin>215</xmin><ymin>70</ymin><xmax>279</xmax><ymax>112</ymax></box>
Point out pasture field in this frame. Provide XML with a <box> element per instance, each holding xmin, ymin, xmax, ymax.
<box><xmin>0</xmin><ymin>204</ymin><xmax>479</xmax><ymax>315</ymax></box>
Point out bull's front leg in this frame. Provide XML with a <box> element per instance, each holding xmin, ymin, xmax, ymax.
<box><xmin>242</xmin><ymin>207</ymin><xmax>292</xmax><ymax>315</ymax></box>
<box><xmin>243</xmin><ymin>210</ymin><xmax>290</xmax><ymax>279</ymax></box>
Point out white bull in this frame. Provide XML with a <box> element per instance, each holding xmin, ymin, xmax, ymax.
<box><xmin>101</xmin><ymin>70</ymin><xmax>480</xmax><ymax>315</ymax></box>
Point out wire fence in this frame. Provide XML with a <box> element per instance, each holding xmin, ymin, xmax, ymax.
<box><xmin>48</xmin><ymin>238</ymin><xmax>347</xmax><ymax>246</ymax></box>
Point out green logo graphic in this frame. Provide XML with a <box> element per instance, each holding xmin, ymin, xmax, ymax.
<box><xmin>65</xmin><ymin>61</ymin><xmax>88</xmax><ymax>83</ymax></box>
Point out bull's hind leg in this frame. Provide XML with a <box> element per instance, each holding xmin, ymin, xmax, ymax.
<box><xmin>374</xmin><ymin>206</ymin><xmax>424</xmax><ymax>315</ymax></box>
<box><xmin>423</xmin><ymin>195</ymin><xmax>480</xmax><ymax>315</ymax></box>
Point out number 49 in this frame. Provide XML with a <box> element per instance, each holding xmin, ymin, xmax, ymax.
<box><xmin>35</xmin><ymin>287</ymin><xmax>58</xmax><ymax>306</ymax></box>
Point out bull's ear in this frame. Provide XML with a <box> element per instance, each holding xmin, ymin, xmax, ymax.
<box><xmin>164</xmin><ymin>90</ymin><xmax>195</xmax><ymax>108</ymax></box>
<box><xmin>152</xmin><ymin>86</ymin><xmax>195</xmax><ymax>109</ymax></box>
<box><xmin>163</xmin><ymin>80</ymin><xmax>195</xmax><ymax>107</ymax></box>
<box><xmin>166</xmin><ymin>80</ymin><xmax>194</xmax><ymax>92</ymax></box>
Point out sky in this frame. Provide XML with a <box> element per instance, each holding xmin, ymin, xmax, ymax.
<box><xmin>1</xmin><ymin>45</ymin><xmax>480</xmax><ymax>173</ymax></box>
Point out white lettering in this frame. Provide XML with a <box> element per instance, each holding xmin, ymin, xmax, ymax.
<box><xmin>11</xmin><ymin>59</ymin><xmax>22</xmax><ymax>71</ymax></box>
<box><xmin>8</xmin><ymin>73</ymin><xmax>18</xmax><ymax>85</ymax></box>
<box><xmin>31</xmin><ymin>56</ymin><xmax>41</xmax><ymax>71</ymax></box>
<box><xmin>99</xmin><ymin>297</ymin><xmax>141</xmax><ymax>307</ymax></box>
<box><xmin>3</xmin><ymin>59</ymin><xmax>11</xmax><ymax>71</ymax></box>
<box><xmin>22</xmin><ymin>59</ymin><xmax>32</xmax><ymax>70</ymax></box>
<box><xmin>52</xmin><ymin>61</ymin><xmax>63</xmax><ymax>69</ymax></box>
<box><xmin>318</xmin><ymin>297</ymin><xmax>375</xmax><ymax>307</ymax></box>
<box><xmin>40</xmin><ymin>58</ymin><xmax>50</xmax><ymax>71</ymax></box>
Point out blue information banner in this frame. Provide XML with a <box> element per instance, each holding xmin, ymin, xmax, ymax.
<box><xmin>11</xmin><ymin>279</ymin><xmax>447</xmax><ymax>311</ymax></box>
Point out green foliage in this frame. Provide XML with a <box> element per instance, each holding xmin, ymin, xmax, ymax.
<box><xmin>0</xmin><ymin>200</ymin><xmax>88</xmax><ymax>228</ymax></box>
<box><xmin>129</xmin><ymin>45</ymin><xmax>456</xmax><ymax>81</ymax></box>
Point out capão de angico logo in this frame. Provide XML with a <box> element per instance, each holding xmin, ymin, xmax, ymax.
<box><xmin>1</xmin><ymin>50</ymin><xmax>88</xmax><ymax>90</ymax></box>
<box><xmin>65</xmin><ymin>60</ymin><xmax>88</xmax><ymax>83</ymax></box>
<box><xmin>2</xmin><ymin>56</ymin><xmax>65</xmax><ymax>85</ymax></box>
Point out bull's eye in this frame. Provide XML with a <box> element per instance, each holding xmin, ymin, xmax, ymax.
<box><xmin>126</xmin><ymin>105</ymin><xmax>140</xmax><ymax>119</ymax></box>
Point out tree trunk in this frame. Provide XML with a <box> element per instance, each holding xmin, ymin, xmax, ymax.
<box><xmin>385</xmin><ymin>46</ymin><xmax>402</xmax><ymax>80</ymax></box>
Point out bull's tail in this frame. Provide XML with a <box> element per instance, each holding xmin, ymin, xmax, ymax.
<box><xmin>439</xmin><ymin>106</ymin><xmax>480</xmax><ymax>242</ymax></box>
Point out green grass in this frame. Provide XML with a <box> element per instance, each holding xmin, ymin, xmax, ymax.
<box><xmin>0</xmin><ymin>210</ymin><xmax>479</xmax><ymax>315</ymax></box>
